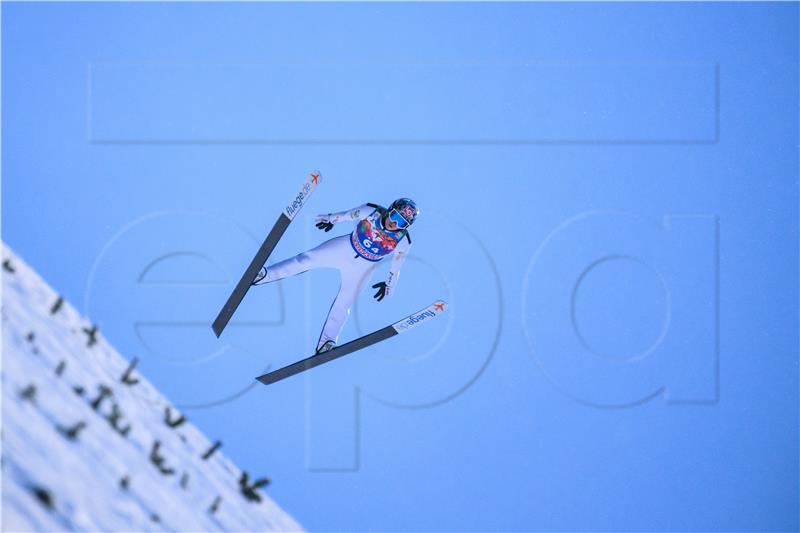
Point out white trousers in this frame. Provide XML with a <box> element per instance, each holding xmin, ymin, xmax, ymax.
<box><xmin>259</xmin><ymin>235</ymin><xmax>377</xmax><ymax>350</ymax></box>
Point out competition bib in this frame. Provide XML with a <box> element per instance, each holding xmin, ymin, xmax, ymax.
<box><xmin>350</xmin><ymin>209</ymin><xmax>405</xmax><ymax>261</ymax></box>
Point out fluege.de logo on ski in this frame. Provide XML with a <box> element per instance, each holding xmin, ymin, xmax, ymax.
<box><xmin>286</xmin><ymin>182</ymin><xmax>312</xmax><ymax>218</ymax></box>
<box><xmin>393</xmin><ymin>307</ymin><xmax>442</xmax><ymax>332</ymax></box>
<box><xmin>406</xmin><ymin>309</ymin><xmax>436</xmax><ymax>325</ymax></box>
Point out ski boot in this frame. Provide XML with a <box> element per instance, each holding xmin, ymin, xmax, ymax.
<box><xmin>316</xmin><ymin>340</ymin><xmax>336</xmax><ymax>355</ymax></box>
<box><xmin>251</xmin><ymin>266</ymin><xmax>268</xmax><ymax>286</ymax></box>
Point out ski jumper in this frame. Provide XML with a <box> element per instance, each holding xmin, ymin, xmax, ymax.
<box><xmin>256</xmin><ymin>203</ymin><xmax>412</xmax><ymax>351</ymax></box>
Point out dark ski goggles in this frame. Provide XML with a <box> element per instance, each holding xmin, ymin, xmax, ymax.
<box><xmin>388</xmin><ymin>209</ymin><xmax>411</xmax><ymax>229</ymax></box>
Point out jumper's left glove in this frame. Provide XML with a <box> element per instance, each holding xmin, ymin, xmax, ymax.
<box><xmin>314</xmin><ymin>214</ymin><xmax>334</xmax><ymax>232</ymax></box>
<box><xmin>372</xmin><ymin>282</ymin><xmax>387</xmax><ymax>302</ymax></box>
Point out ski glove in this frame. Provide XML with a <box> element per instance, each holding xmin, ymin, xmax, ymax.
<box><xmin>372</xmin><ymin>282</ymin><xmax>387</xmax><ymax>302</ymax></box>
<box><xmin>314</xmin><ymin>214</ymin><xmax>335</xmax><ymax>232</ymax></box>
<box><xmin>317</xmin><ymin>213</ymin><xmax>338</xmax><ymax>232</ymax></box>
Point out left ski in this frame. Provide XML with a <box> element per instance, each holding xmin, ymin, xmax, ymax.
<box><xmin>212</xmin><ymin>171</ymin><xmax>321</xmax><ymax>338</ymax></box>
<box><xmin>255</xmin><ymin>300</ymin><xmax>448</xmax><ymax>386</ymax></box>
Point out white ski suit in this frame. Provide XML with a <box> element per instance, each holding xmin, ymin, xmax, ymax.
<box><xmin>256</xmin><ymin>203</ymin><xmax>412</xmax><ymax>351</ymax></box>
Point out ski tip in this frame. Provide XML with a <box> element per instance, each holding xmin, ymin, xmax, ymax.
<box><xmin>285</xmin><ymin>171</ymin><xmax>322</xmax><ymax>220</ymax></box>
<box><xmin>308</xmin><ymin>170</ymin><xmax>322</xmax><ymax>189</ymax></box>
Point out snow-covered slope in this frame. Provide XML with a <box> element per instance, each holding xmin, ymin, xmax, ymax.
<box><xmin>1</xmin><ymin>243</ymin><xmax>302</xmax><ymax>532</ymax></box>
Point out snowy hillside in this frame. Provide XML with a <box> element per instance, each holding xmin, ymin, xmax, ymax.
<box><xmin>1</xmin><ymin>243</ymin><xmax>302</xmax><ymax>532</ymax></box>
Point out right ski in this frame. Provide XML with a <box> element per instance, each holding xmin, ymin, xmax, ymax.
<box><xmin>212</xmin><ymin>171</ymin><xmax>321</xmax><ymax>338</ymax></box>
<box><xmin>255</xmin><ymin>300</ymin><xmax>448</xmax><ymax>386</ymax></box>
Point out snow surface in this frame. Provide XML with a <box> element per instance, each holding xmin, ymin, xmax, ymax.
<box><xmin>1</xmin><ymin>243</ymin><xmax>302</xmax><ymax>532</ymax></box>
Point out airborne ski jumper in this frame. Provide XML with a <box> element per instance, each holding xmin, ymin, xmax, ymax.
<box><xmin>251</xmin><ymin>198</ymin><xmax>419</xmax><ymax>355</ymax></box>
<box><xmin>211</xmin><ymin>171</ymin><xmax>446</xmax><ymax>386</ymax></box>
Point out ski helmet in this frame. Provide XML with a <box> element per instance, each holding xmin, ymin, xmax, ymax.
<box><xmin>387</xmin><ymin>198</ymin><xmax>419</xmax><ymax>229</ymax></box>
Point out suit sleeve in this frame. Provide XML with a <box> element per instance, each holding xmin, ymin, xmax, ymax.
<box><xmin>317</xmin><ymin>204</ymin><xmax>372</xmax><ymax>225</ymax></box>
<box><xmin>384</xmin><ymin>237</ymin><xmax>411</xmax><ymax>297</ymax></box>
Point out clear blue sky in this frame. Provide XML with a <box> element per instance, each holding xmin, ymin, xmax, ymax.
<box><xmin>3</xmin><ymin>2</ymin><xmax>798</xmax><ymax>531</ymax></box>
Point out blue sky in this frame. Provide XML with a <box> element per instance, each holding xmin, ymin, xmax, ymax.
<box><xmin>2</xmin><ymin>2</ymin><xmax>798</xmax><ymax>531</ymax></box>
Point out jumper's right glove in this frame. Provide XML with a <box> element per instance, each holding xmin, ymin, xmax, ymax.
<box><xmin>372</xmin><ymin>282</ymin><xmax>387</xmax><ymax>302</ymax></box>
<box><xmin>314</xmin><ymin>214</ymin><xmax>334</xmax><ymax>232</ymax></box>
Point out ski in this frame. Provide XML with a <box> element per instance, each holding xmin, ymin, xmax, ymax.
<box><xmin>255</xmin><ymin>300</ymin><xmax>448</xmax><ymax>386</ymax></box>
<box><xmin>212</xmin><ymin>171</ymin><xmax>322</xmax><ymax>338</ymax></box>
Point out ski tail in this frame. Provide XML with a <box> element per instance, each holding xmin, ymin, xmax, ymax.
<box><xmin>255</xmin><ymin>300</ymin><xmax>448</xmax><ymax>386</ymax></box>
<box><xmin>212</xmin><ymin>213</ymin><xmax>290</xmax><ymax>337</ymax></box>
<box><xmin>212</xmin><ymin>171</ymin><xmax>322</xmax><ymax>338</ymax></box>
<box><xmin>255</xmin><ymin>327</ymin><xmax>397</xmax><ymax>386</ymax></box>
